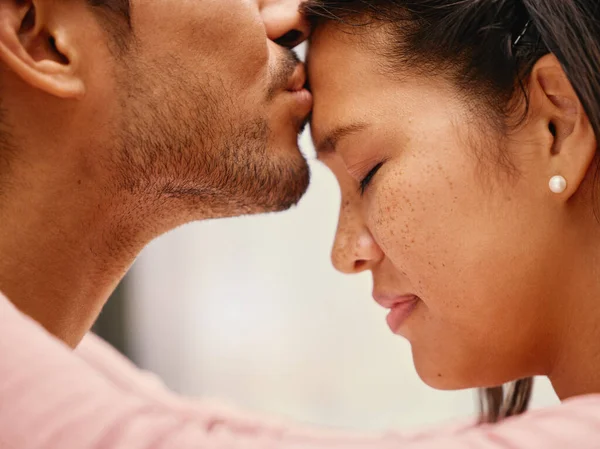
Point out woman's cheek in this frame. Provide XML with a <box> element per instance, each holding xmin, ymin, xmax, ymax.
<box><xmin>366</xmin><ymin>176</ymin><xmax>419</xmax><ymax>267</ymax></box>
<box><xmin>366</xmin><ymin>169</ymin><xmax>446</xmax><ymax>288</ymax></box>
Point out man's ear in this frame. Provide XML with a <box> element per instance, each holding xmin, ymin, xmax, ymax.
<box><xmin>0</xmin><ymin>0</ymin><xmax>85</xmax><ymax>98</ymax></box>
<box><xmin>527</xmin><ymin>54</ymin><xmax>597</xmax><ymax>199</ymax></box>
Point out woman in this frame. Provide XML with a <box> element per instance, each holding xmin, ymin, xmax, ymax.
<box><xmin>304</xmin><ymin>0</ymin><xmax>600</xmax><ymax>424</ymax></box>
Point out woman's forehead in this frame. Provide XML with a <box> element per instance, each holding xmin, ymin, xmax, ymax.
<box><xmin>307</xmin><ymin>25</ymin><xmax>393</xmax><ymax>135</ymax></box>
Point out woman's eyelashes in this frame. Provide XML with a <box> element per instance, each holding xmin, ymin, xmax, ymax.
<box><xmin>359</xmin><ymin>162</ymin><xmax>384</xmax><ymax>195</ymax></box>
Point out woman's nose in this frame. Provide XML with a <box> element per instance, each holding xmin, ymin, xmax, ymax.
<box><xmin>258</xmin><ymin>0</ymin><xmax>311</xmax><ymax>47</ymax></box>
<box><xmin>331</xmin><ymin>205</ymin><xmax>384</xmax><ymax>275</ymax></box>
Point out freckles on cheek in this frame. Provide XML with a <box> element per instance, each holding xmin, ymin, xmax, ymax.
<box><xmin>369</xmin><ymin>175</ymin><xmax>445</xmax><ymax>287</ymax></box>
<box><xmin>369</xmin><ymin>183</ymin><xmax>416</xmax><ymax>265</ymax></box>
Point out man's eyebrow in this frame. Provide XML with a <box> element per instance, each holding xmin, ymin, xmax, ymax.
<box><xmin>314</xmin><ymin>122</ymin><xmax>370</xmax><ymax>155</ymax></box>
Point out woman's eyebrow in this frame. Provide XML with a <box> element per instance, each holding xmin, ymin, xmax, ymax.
<box><xmin>314</xmin><ymin>122</ymin><xmax>370</xmax><ymax>155</ymax></box>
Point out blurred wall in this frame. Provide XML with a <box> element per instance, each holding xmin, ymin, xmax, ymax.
<box><xmin>94</xmin><ymin>281</ymin><xmax>128</xmax><ymax>355</ymax></box>
<box><xmin>125</xmin><ymin>132</ymin><xmax>559</xmax><ymax>432</ymax></box>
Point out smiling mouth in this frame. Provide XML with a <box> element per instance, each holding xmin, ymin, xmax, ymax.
<box><xmin>373</xmin><ymin>294</ymin><xmax>420</xmax><ymax>333</ymax></box>
<box><xmin>386</xmin><ymin>297</ymin><xmax>419</xmax><ymax>333</ymax></box>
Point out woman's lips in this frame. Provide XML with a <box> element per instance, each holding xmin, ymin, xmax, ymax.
<box><xmin>386</xmin><ymin>298</ymin><xmax>419</xmax><ymax>332</ymax></box>
<box><xmin>373</xmin><ymin>294</ymin><xmax>419</xmax><ymax>333</ymax></box>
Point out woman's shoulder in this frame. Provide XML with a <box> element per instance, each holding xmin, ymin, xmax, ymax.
<box><xmin>389</xmin><ymin>395</ymin><xmax>600</xmax><ymax>448</ymax></box>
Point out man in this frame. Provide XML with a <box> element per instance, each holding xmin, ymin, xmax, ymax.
<box><xmin>0</xmin><ymin>1</ymin><xmax>333</xmax><ymax>447</ymax></box>
<box><xmin>0</xmin><ymin>0</ymin><xmax>311</xmax><ymax>347</ymax></box>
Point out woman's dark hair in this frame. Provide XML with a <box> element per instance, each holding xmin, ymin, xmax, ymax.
<box><xmin>302</xmin><ymin>0</ymin><xmax>600</xmax><ymax>423</ymax></box>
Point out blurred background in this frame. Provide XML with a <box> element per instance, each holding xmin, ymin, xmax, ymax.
<box><xmin>94</xmin><ymin>129</ymin><xmax>559</xmax><ymax>433</ymax></box>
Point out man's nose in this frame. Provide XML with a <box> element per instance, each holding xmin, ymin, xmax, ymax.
<box><xmin>258</xmin><ymin>0</ymin><xmax>311</xmax><ymax>47</ymax></box>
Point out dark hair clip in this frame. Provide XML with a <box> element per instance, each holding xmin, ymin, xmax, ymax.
<box><xmin>512</xmin><ymin>20</ymin><xmax>532</xmax><ymax>48</ymax></box>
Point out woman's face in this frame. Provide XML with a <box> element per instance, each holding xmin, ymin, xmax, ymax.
<box><xmin>308</xmin><ymin>24</ymin><xmax>573</xmax><ymax>389</ymax></box>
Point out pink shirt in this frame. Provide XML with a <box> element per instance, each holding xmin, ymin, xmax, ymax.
<box><xmin>1</xmin><ymin>293</ymin><xmax>600</xmax><ymax>449</ymax></box>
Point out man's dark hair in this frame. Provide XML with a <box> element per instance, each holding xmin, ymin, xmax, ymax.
<box><xmin>88</xmin><ymin>0</ymin><xmax>131</xmax><ymax>26</ymax></box>
<box><xmin>303</xmin><ymin>0</ymin><xmax>600</xmax><ymax>425</ymax></box>
<box><xmin>87</xmin><ymin>0</ymin><xmax>132</xmax><ymax>49</ymax></box>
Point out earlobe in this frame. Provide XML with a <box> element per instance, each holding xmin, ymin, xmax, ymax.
<box><xmin>531</xmin><ymin>54</ymin><xmax>596</xmax><ymax>199</ymax></box>
<box><xmin>0</xmin><ymin>1</ymin><xmax>85</xmax><ymax>99</ymax></box>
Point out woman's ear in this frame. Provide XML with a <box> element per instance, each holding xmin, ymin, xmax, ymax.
<box><xmin>528</xmin><ymin>54</ymin><xmax>597</xmax><ymax>199</ymax></box>
<box><xmin>0</xmin><ymin>0</ymin><xmax>85</xmax><ymax>98</ymax></box>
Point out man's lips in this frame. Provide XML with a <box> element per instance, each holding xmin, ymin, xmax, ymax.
<box><xmin>287</xmin><ymin>63</ymin><xmax>307</xmax><ymax>92</ymax></box>
<box><xmin>284</xmin><ymin>63</ymin><xmax>312</xmax><ymax>126</ymax></box>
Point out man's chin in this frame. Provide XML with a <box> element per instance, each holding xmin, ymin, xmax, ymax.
<box><xmin>159</xmin><ymin>139</ymin><xmax>311</xmax><ymax>222</ymax></box>
<box><xmin>186</xmin><ymin>158</ymin><xmax>310</xmax><ymax>221</ymax></box>
<box><xmin>249</xmin><ymin>157</ymin><xmax>311</xmax><ymax>214</ymax></box>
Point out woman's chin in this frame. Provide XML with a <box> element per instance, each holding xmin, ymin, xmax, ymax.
<box><xmin>416</xmin><ymin>369</ymin><xmax>467</xmax><ymax>391</ymax></box>
<box><xmin>412</xmin><ymin>349</ymin><xmax>479</xmax><ymax>391</ymax></box>
<box><xmin>413</xmin><ymin>352</ymin><xmax>518</xmax><ymax>391</ymax></box>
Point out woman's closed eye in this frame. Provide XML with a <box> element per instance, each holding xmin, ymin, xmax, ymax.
<box><xmin>359</xmin><ymin>162</ymin><xmax>384</xmax><ymax>195</ymax></box>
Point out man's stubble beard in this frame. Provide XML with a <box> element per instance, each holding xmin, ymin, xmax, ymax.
<box><xmin>108</xmin><ymin>54</ymin><xmax>310</xmax><ymax>225</ymax></box>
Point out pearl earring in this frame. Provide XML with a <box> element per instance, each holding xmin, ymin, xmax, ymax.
<box><xmin>549</xmin><ymin>175</ymin><xmax>567</xmax><ymax>194</ymax></box>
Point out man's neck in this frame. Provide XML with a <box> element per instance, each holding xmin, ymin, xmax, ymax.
<box><xmin>0</xmin><ymin>168</ymin><xmax>154</xmax><ymax>347</ymax></box>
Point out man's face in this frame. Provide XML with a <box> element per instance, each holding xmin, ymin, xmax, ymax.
<box><xmin>93</xmin><ymin>0</ymin><xmax>312</xmax><ymax>218</ymax></box>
